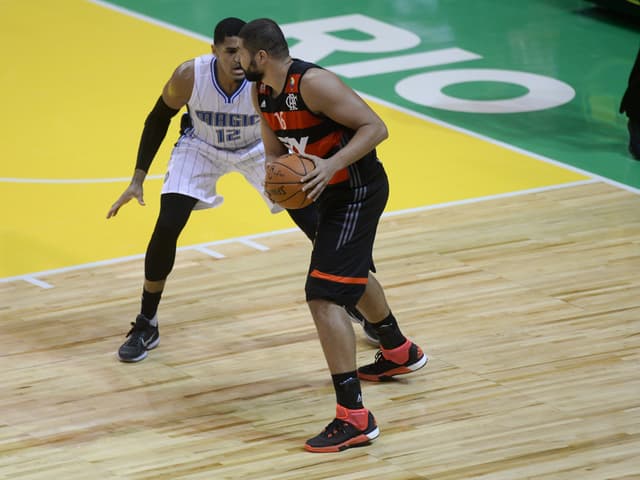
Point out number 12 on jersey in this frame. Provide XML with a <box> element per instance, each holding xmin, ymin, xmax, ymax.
<box><xmin>215</xmin><ymin>128</ymin><xmax>240</xmax><ymax>143</ymax></box>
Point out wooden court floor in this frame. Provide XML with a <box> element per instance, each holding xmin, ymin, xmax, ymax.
<box><xmin>1</xmin><ymin>181</ymin><xmax>639</xmax><ymax>479</ymax></box>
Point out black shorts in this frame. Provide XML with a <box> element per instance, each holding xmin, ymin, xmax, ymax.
<box><xmin>305</xmin><ymin>163</ymin><xmax>389</xmax><ymax>306</ymax></box>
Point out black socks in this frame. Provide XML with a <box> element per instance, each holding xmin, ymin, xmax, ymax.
<box><xmin>141</xmin><ymin>289</ymin><xmax>162</xmax><ymax>321</ymax></box>
<box><xmin>372</xmin><ymin>312</ymin><xmax>406</xmax><ymax>350</ymax></box>
<box><xmin>332</xmin><ymin>372</ymin><xmax>363</xmax><ymax>410</ymax></box>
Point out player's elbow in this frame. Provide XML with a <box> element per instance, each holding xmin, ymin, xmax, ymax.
<box><xmin>375</xmin><ymin>121</ymin><xmax>389</xmax><ymax>144</ymax></box>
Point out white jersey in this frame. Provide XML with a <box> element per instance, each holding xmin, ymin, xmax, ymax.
<box><xmin>186</xmin><ymin>54</ymin><xmax>261</xmax><ymax>150</ymax></box>
<box><xmin>161</xmin><ymin>54</ymin><xmax>281</xmax><ymax>213</ymax></box>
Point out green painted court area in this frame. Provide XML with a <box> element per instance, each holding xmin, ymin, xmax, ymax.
<box><xmin>105</xmin><ymin>0</ymin><xmax>640</xmax><ymax>188</ymax></box>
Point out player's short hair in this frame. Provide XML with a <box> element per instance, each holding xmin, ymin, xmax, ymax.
<box><xmin>214</xmin><ymin>17</ymin><xmax>246</xmax><ymax>45</ymax></box>
<box><xmin>238</xmin><ymin>18</ymin><xmax>289</xmax><ymax>59</ymax></box>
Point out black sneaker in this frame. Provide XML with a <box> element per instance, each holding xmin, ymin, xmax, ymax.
<box><xmin>358</xmin><ymin>340</ymin><xmax>427</xmax><ymax>382</ymax></box>
<box><xmin>117</xmin><ymin>314</ymin><xmax>159</xmax><ymax>362</ymax></box>
<box><xmin>304</xmin><ymin>405</ymin><xmax>379</xmax><ymax>453</ymax></box>
<box><xmin>344</xmin><ymin>306</ymin><xmax>379</xmax><ymax>346</ymax></box>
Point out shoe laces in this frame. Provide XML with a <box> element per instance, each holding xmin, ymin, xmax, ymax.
<box><xmin>124</xmin><ymin>319</ymin><xmax>150</xmax><ymax>344</ymax></box>
<box><xmin>320</xmin><ymin>418</ymin><xmax>352</xmax><ymax>439</ymax></box>
<box><xmin>373</xmin><ymin>350</ymin><xmax>386</xmax><ymax>364</ymax></box>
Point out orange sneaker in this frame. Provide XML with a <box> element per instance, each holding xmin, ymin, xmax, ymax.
<box><xmin>358</xmin><ymin>340</ymin><xmax>427</xmax><ymax>382</ymax></box>
<box><xmin>304</xmin><ymin>405</ymin><xmax>379</xmax><ymax>453</ymax></box>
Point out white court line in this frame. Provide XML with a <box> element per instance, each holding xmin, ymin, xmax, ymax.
<box><xmin>0</xmin><ymin>179</ymin><xmax>600</xmax><ymax>287</ymax></box>
<box><xmin>239</xmin><ymin>239</ymin><xmax>270</xmax><ymax>251</ymax></box>
<box><xmin>22</xmin><ymin>276</ymin><xmax>55</xmax><ymax>289</ymax></box>
<box><xmin>194</xmin><ymin>246</ymin><xmax>226</xmax><ymax>259</ymax></box>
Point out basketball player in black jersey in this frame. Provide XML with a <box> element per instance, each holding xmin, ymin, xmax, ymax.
<box><xmin>238</xmin><ymin>18</ymin><xmax>427</xmax><ymax>453</ymax></box>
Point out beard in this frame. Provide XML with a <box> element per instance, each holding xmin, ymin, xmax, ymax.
<box><xmin>242</xmin><ymin>59</ymin><xmax>264</xmax><ymax>82</ymax></box>
<box><xmin>243</xmin><ymin>69</ymin><xmax>263</xmax><ymax>82</ymax></box>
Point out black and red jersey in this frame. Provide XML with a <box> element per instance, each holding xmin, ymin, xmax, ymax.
<box><xmin>257</xmin><ymin>59</ymin><xmax>379</xmax><ymax>185</ymax></box>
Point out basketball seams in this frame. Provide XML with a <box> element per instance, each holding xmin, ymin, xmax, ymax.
<box><xmin>277</xmin><ymin>190</ymin><xmax>306</xmax><ymax>205</ymax></box>
<box><xmin>269</xmin><ymin>154</ymin><xmax>312</xmax><ymax>177</ymax></box>
<box><xmin>270</xmin><ymin>160</ymin><xmax>306</xmax><ymax>177</ymax></box>
<box><xmin>296</xmin><ymin>154</ymin><xmax>311</xmax><ymax>176</ymax></box>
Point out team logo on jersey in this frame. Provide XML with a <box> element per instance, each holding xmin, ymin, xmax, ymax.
<box><xmin>285</xmin><ymin>93</ymin><xmax>298</xmax><ymax>111</ymax></box>
<box><xmin>260</xmin><ymin>99</ymin><xmax>267</xmax><ymax>109</ymax></box>
<box><xmin>278</xmin><ymin>135</ymin><xmax>309</xmax><ymax>153</ymax></box>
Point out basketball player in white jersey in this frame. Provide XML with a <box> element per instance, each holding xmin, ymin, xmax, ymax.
<box><xmin>107</xmin><ymin>18</ymin><xmax>378</xmax><ymax>362</ymax></box>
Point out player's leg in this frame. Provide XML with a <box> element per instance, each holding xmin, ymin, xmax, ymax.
<box><xmin>302</xmin><ymin>181</ymin><xmax>386</xmax><ymax>453</ymax></box>
<box><xmin>346</xmin><ymin>170</ymin><xmax>427</xmax><ymax>382</ymax></box>
<box><xmin>304</xmin><ymin>297</ymin><xmax>379</xmax><ymax>453</ymax></box>
<box><xmin>117</xmin><ymin>193</ymin><xmax>197</xmax><ymax>362</ymax></box>
<box><xmin>285</xmin><ymin>200</ymin><xmax>378</xmax><ymax>344</ymax></box>
<box><xmin>303</xmin><ymin>164</ymin><xmax>428</xmax><ymax>450</ymax></box>
<box><xmin>118</xmin><ymin>137</ymin><xmax>218</xmax><ymax>362</ymax></box>
<box><xmin>344</xmin><ymin>274</ymin><xmax>381</xmax><ymax>346</ymax></box>
<box><xmin>287</xmin><ymin>203</ymin><xmax>380</xmax><ymax>345</ymax></box>
<box><xmin>143</xmin><ymin>192</ymin><xmax>198</xmax><ymax>310</ymax></box>
<box><xmin>354</xmin><ymin>273</ymin><xmax>389</xmax><ymax>322</ymax></box>
<box><xmin>289</xmin><ymin>202</ymin><xmax>379</xmax><ymax>345</ymax></box>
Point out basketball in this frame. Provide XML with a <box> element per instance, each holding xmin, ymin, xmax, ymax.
<box><xmin>264</xmin><ymin>153</ymin><xmax>315</xmax><ymax>209</ymax></box>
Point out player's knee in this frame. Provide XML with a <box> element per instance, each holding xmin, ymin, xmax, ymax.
<box><xmin>152</xmin><ymin>217</ymin><xmax>183</xmax><ymax>241</ymax></box>
<box><xmin>144</xmin><ymin>195</ymin><xmax>196</xmax><ymax>281</ymax></box>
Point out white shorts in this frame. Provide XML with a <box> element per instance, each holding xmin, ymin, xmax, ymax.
<box><xmin>161</xmin><ymin>135</ymin><xmax>283</xmax><ymax>213</ymax></box>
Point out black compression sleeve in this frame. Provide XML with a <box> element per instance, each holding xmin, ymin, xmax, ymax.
<box><xmin>135</xmin><ymin>96</ymin><xmax>180</xmax><ymax>172</ymax></box>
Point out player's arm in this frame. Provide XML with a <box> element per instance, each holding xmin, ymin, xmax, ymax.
<box><xmin>107</xmin><ymin>60</ymin><xmax>194</xmax><ymax>218</ymax></box>
<box><xmin>135</xmin><ymin>60</ymin><xmax>193</xmax><ymax>178</ymax></box>
<box><xmin>250</xmin><ymin>83</ymin><xmax>288</xmax><ymax>163</ymax></box>
<box><xmin>299</xmin><ymin>68</ymin><xmax>388</xmax><ymax>200</ymax></box>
